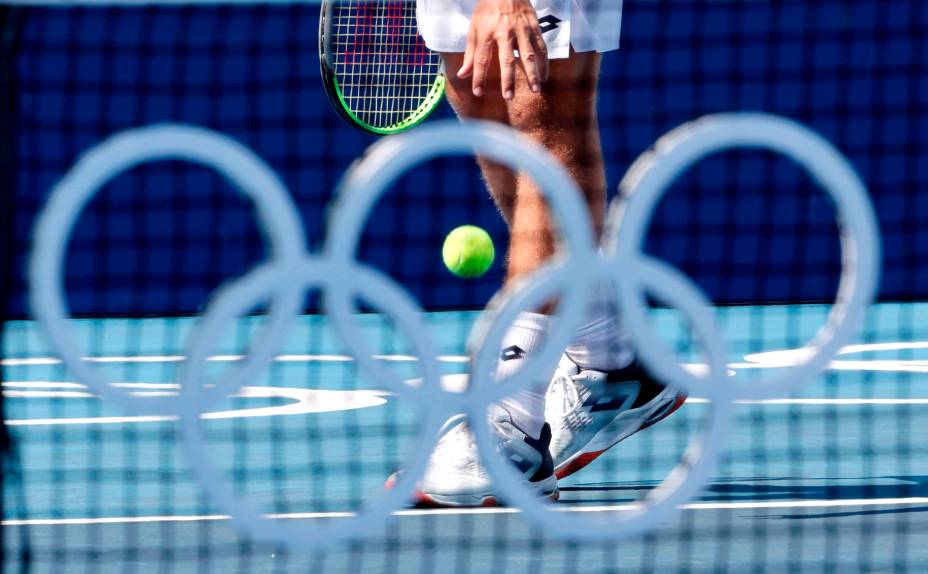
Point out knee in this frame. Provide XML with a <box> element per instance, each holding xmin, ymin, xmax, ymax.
<box><xmin>440</xmin><ymin>52</ymin><xmax>510</xmax><ymax>121</ymax></box>
<box><xmin>507</xmin><ymin>82</ymin><xmax>596</xmax><ymax>139</ymax></box>
<box><xmin>507</xmin><ymin>95</ymin><xmax>549</xmax><ymax>135</ymax></box>
<box><xmin>444</xmin><ymin>76</ymin><xmax>509</xmax><ymax>121</ymax></box>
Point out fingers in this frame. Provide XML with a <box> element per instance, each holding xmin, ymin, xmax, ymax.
<box><xmin>470</xmin><ymin>38</ymin><xmax>494</xmax><ymax>97</ymax></box>
<box><xmin>458</xmin><ymin>25</ymin><xmax>477</xmax><ymax>79</ymax></box>
<box><xmin>456</xmin><ymin>0</ymin><xmax>551</xmax><ymax>99</ymax></box>
<box><xmin>514</xmin><ymin>24</ymin><xmax>547</xmax><ymax>93</ymax></box>
<box><xmin>498</xmin><ymin>34</ymin><xmax>517</xmax><ymax>100</ymax></box>
<box><xmin>531</xmin><ymin>28</ymin><xmax>549</xmax><ymax>83</ymax></box>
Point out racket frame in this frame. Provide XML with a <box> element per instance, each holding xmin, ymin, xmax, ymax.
<box><xmin>319</xmin><ymin>0</ymin><xmax>445</xmax><ymax>136</ymax></box>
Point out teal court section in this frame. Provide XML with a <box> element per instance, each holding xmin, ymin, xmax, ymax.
<box><xmin>3</xmin><ymin>303</ymin><xmax>927</xmax><ymax>572</ymax></box>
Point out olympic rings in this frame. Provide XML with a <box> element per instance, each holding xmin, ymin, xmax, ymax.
<box><xmin>28</xmin><ymin>114</ymin><xmax>880</xmax><ymax>548</ymax></box>
<box><xmin>608</xmin><ymin>114</ymin><xmax>881</xmax><ymax>402</ymax></box>
<box><xmin>29</xmin><ymin>125</ymin><xmax>307</xmax><ymax>415</ymax></box>
<box><xmin>470</xmin><ymin>114</ymin><xmax>881</xmax><ymax>541</ymax></box>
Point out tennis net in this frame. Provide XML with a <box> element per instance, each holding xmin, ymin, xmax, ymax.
<box><xmin>1</xmin><ymin>1</ymin><xmax>926</xmax><ymax>572</ymax></box>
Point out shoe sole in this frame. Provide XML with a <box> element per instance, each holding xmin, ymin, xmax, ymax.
<box><xmin>554</xmin><ymin>392</ymin><xmax>687</xmax><ymax>480</ymax></box>
<box><xmin>414</xmin><ymin>483</ymin><xmax>560</xmax><ymax>508</ymax></box>
<box><xmin>386</xmin><ymin>472</ymin><xmax>560</xmax><ymax>508</ymax></box>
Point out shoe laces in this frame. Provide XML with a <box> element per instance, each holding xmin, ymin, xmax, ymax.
<box><xmin>436</xmin><ymin>413</ymin><xmax>522</xmax><ymax>478</ymax></box>
<box><xmin>548</xmin><ymin>372</ymin><xmax>583</xmax><ymax>417</ymax></box>
<box><xmin>432</xmin><ymin>421</ymin><xmax>481</xmax><ymax>476</ymax></box>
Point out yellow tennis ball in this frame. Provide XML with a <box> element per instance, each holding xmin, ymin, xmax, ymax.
<box><xmin>442</xmin><ymin>225</ymin><xmax>495</xmax><ymax>279</ymax></box>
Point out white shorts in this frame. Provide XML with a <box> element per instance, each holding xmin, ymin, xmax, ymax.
<box><xmin>416</xmin><ymin>0</ymin><xmax>623</xmax><ymax>59</ymax></box>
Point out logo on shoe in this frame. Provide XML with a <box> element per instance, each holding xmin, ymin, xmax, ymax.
<box><xmin>500</xmin><ymin>345</ymin><xmax>526</xmax><ymax>361</ymax></box>
<box><xmin>538</xmin><ymin>15</ymin><xmax>562</xmax><ymax>34</ymax></box>
<box><xmin>583</xmin><ymin>385</ymin><xmax>639</xmax><ymax>413</ymax></box>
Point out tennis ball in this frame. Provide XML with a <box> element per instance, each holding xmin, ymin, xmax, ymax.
<box><xmin>442</xmin><ymin>225</ymin><xmax>495</xmax><ymax>279</ymax></box>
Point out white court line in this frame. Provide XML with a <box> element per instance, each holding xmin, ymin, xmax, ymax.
<box><xmin>1</xmin><ymin>354</ymin><xmax>471</xmax><ymax>366</ymax></box>
<box><xmin>5</xmin><ymin>339</ymin><xmax>928</xmax><ymax>371</ymax></box>
<box><xmin>2</xmin><ymin>383</ymin><xmax>389</xmax><ymax>426</ymax></box>
<box><xmin>6</xmin><ymin>497</ymin><xmax>928</xmax><ymax>526</ymax></box>
<box><xmin>685</xmin><ymin>398</ymin><xmax>928</xmax><ymax>405</ymax></box>
<box><xmin>3</xmin><ymin>382</ymin><xmax>926</xmax><ymax>427</ymax></box>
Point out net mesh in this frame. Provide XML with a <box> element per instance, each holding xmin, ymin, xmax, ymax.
<box><xmin>2</xmin><ymin>1</ymin><xmax>927</xmax><ymax>572</ymax></box>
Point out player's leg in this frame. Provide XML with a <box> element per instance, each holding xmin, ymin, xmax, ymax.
<box><xmin>440</xmin><ymin>53</ymin><xmax>516</xmax><ymax>223</ymax></box>
<box><xmin>443</xmin><ymin>50</ymin><xmax>606</xmax><ymax>277</ymax></box>
<box><xmin>491</xmin><ymin>52</ymin><xmax>686</xmax><ymax>481</ymax></box>
<box><xmin>405</xmin><ymin>50</ymin><xmax>685</xmax><ymax>504</ymax></box>
<box><xmin>403</xmin><ymin>0</ymin><xmax>684</xmax><ymax>505</ymax></box>
<box><xmin>442</xmin><ymin>51</ymin><xmax>609</xmax><ymax>440</ymax></box>
<box><xmin>522</xmin><ymin>91</ymin><xmax>689</xmax><ymax>479</ymax></box>
<box><xmin>533</xmin><ymin>73</ymin><xmax>688</xmax><ymax>476</ymax></box>
<box><xmin>533</xmin><ymin>62</ymin><xmax>688</xmax><ymax>475</ymax></box>
<box><xmin>403</xmin><ymin>53</ymin><xmax>562</xmax><ymax>506</ymax></box>
<box><xmin>458</xmin><ymin>51</ymin><xmax>688</xmax><ymax>481</ymax></box>
<box><xmin>403</xmin><ymin>51</ymin><xmax>613</xmax><ymax>507</ymax></box>
<box><xmin>502</xmin><ymin>50</ymin><xmax>606</xmax><ymax>280</ymax></box>
<box><xmin>485</xmin><ymin>51</ymin><xmax>613</xmax><ymax>445</ymax></box>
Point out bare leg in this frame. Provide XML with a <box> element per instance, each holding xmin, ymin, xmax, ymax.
<box><xmin>441</xmin><ymin>61</ymin><xmax>516</xmax><ymax>223</ymax></box>
<box><xmin>442</xmin><ymin>51</ymin><xmax>606</xmax><ymax>282</ymax></box>
<box><xmin>442</xmin><ymin>50</ymin><xmax>608</xmax><ymax>439</ymax></box>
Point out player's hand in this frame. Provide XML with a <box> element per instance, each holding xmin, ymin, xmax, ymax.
<box><xmin>457</xmin><ymin>0</ymin><xmax>550</xmax><ymax>100</ymax></box>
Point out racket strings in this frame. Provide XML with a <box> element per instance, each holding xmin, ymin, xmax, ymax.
<box><xmin>331</xmin><ymin>0</ymin><xmax>442</xmax><ymax>129</ymax></box>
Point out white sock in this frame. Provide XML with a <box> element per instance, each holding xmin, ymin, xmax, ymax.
<box><xmin>565</xmin><ymin>279</ymin><xmax>634</xmax><ymax>371</ymax></box>
<box><xmin>495</xmin><ymin>312</ymin><xmax>550</xmax><ymax>440</ymax></box>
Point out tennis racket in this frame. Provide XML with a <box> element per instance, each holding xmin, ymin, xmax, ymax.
<box><xmin>319</xmin><ymin>0</ymin><xmax>446</xmax><ymax>135</ymax></box>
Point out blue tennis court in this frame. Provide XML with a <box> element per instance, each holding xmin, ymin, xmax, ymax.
<box><xmin>4</xmin><ymin>303</ymin><xmax>927</xmax><ymax>572</ymax></box>
<box><xmin>2</xmin><ymin>0</ymin><xmax>927</xmax><ymax>571</ymax></box>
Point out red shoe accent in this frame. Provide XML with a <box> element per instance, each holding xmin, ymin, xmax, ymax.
<box><xmin>640</xmin><ymin>393</ymin><xmax>687</xmax><ymax>431</ymax></box>
<box><xmin>555</xmin><ymin>450</ymin><xmax>605</xmax><ymax>480</ymax></box>
<box><xmin>413</xmin><ymin>490</ymin><xmax>439</xmax><ymax>507</ymax></box>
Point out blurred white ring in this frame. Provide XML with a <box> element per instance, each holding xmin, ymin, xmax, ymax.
<box><xmin>29</xmin><ymin>124</ymin><xmax>306</xmax><ymax>415</ymax></box>
<box><xmin>28</xmin><ymin>115</ymin><xmax>880</xmax><ymax>550</ymax></box>
<box><xmin>607</xmin><ymin>113</ymin><xmax>880</xmax><ymax>401</ymax></box>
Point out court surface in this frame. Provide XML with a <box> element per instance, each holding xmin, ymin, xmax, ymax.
<box><xmin>3</xmin><ymin>302</ymin><xmax>927</xmax><ymax>573</ymax></box>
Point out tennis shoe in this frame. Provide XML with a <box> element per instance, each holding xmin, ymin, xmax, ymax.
<box><xmin>546</xmin><ymin>354</ymin><xmax>687</xmax><ymax>479</ymax></box>
<box><xmin>387</xmin><ymin>408</ymin><xmax>558</xmax><ymax>507</ymax></box>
